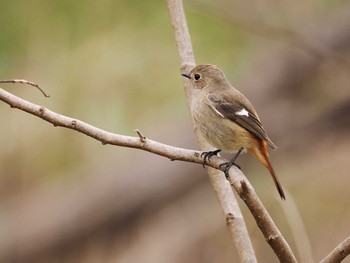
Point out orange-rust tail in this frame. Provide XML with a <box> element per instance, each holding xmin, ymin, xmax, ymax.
<box><xmin>248</xmin><ymin>141</ymin><xmax>285</xmax><ymax>200</ymax></box>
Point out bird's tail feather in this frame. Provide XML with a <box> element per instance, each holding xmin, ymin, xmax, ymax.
<box><xmin>248</xmin><ymin>141</ymin><xmax>285</xmax><ymax>200</ymax></box>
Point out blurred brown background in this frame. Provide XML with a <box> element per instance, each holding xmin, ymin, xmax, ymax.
<box><xmin>1</xmin><ymin>0</ymin><xmax>350</xmax><ymax>262</ymax></box>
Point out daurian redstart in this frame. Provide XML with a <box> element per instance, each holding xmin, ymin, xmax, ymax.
<box><xmin>182</xmin><ymin>64</ymin><xmax>285</xmax><ymax>200</ymax></box>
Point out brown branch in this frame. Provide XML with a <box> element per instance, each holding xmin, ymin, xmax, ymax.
<box><xmin>0</xmin><ymin>88</ymin><xmax>202</xmax><ymax>165</ymax></box>
<box><xmin>0</xmin><ymin>84</ymin><xmax>296</xmax><ymax>262</ymax></box>
<box><xmin>167</xmin><ymin>0</ymin><xmax>257</xmax><ymax>262</ymax></box>
<box><xmin>320</xmin><ymin>237</ymin><xmax>350</xmax><ymax>263</ymax></box>
<box><xmin>229</xmin><ymin>175</ymin><xmax>296</xmax><ymax>262</ymax></box>
<box><xmin>167</xmin><ymin>0</ymin><xmax>298</xmax><ymax>262</ymax></box>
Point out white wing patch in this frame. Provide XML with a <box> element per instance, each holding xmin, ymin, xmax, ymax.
<box><xmin>236</xmin><ymin>108</ymin><xmax>249</xmax><ymax>117</ymax></box>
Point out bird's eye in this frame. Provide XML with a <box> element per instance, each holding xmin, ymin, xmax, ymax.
<box><xmin>194</xmin><ymin>73</ymin><xmax>201</xmax><ymax>81</ymax></box>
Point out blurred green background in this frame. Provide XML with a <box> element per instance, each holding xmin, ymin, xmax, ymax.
<box><xmin>1</xmin><ymin>0</ymin><xmax>350</xmax><ymax>262</ymax></box>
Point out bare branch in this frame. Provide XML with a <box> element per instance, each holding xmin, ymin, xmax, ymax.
<box><xmin>167</xmin><ymin>0</ymin><xmax>298</xmax><ymax>262</ymax></box>
<box><xmin>167</xmin><ymin>0</ymin><xmax>257</xmax><ymax>262</ymax></box>
<box><xmin>0</xmin><ymin>86</ymin><xmax>296</xmax><ymax>262</ymax></box>
<box><xmin>320</xmin><ymin>237</ymin><xmax>350</xmax><ymax>263</ymax></box>
<box><xmin>0</xmin><ymin>88</ymin><xmax>202</xmax><ymax>165</ymax></box>
<box><xmin>0</xmin><ymin>79</ymin><xmax>50</xmax><ymax>97</ymax></box>
<box><xmin>228</xmin><ymin>174</ymin><xmax>297</xmax><ymax>262</ymax></box>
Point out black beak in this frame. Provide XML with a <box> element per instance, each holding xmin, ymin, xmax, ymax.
<box><xmin>181</xmin><ymin>73</ymin><xmax>191</xmax><ymax>79</ymax></box>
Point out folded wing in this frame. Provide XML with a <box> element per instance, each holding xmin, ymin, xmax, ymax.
<box><xmin>208</xmin><ymin>93</ymin><xmax>277</xmax><ymax>150</ymax></box>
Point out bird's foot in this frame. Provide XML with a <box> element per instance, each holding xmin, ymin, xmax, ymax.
<box><xmin>219</xmin><ymin>161</ymin><xmax>241</xmax><ymax>180</ymax></box>
<box><xmin>219</xmin><ymin>147</ymin><xmax>244</xmax><ymax>180</ymax></box>
<box><xmin>200</xmin><ymin>149</ymin><xmax>221</xmax><ymax>168</ymax></box>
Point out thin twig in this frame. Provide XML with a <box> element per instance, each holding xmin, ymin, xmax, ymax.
<box><xmin>0</xmin><ymin>79</ymin><xmax>50</xmax><ymax>97</ymax></box>
<box><xmin>320</xmin><ymin>237</ymin><xmax>350</xmax><ymax>263</ymax></box>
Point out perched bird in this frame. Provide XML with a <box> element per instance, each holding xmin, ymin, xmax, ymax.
<box><xmin>181</xmin><ymin>64</ymin><xmax>285</xmax><ymax>200</ymax></box>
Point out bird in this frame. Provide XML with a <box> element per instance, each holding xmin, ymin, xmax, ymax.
<box><xmin>181</xmin><ymin>64</ymin><xmax>285</xmax><ymax>200</ymax></box>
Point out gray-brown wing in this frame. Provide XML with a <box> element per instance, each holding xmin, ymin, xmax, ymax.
<box><xmin>208</xmin><ymin>94</ymin><xmax>277</xmax><ymax>149</ymax></box>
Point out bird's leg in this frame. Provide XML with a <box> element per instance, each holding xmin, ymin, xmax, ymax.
<box><xmin>219</xmin><ymin>147</ymin><xmax>244</xmax><ymax>180</ymax></box>
<box><xmin>200</xmin><ymin>149</ymin><xmax>221</xmax><ymax>168</ymax></box>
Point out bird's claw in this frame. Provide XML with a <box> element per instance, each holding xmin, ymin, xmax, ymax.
<box><xmin>200</xmin><ymin>149</ymin><xmax>221</xmax><ymax>168</ymax></box>
<box><xmin>219</xmin><ymin>161</ymin><xmax>241</xmax><ymax>180</ymax></box>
